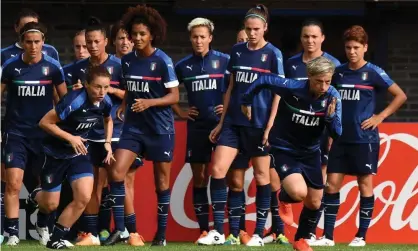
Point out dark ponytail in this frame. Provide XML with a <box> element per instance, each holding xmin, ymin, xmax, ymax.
<box><xmin>245</xmin><ymin>4</ymin><xmax>269</xmax><ymax>24</ymax></box>
<box><xmin>86</xmin><ymin>16</ymin><xmax>107</xmax><ymax>37</ymax></box>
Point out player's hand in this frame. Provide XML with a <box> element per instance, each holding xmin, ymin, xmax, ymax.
<box><xmin>69</xmin><ymin>136</ymin><xmax>88</xmax><ymax>155</ymax></box>
<box><xmin>116</xmin><ymin>105</ymin><xmax>125</xmax><ymax>121</ymax></box>
<box><xmin>262</xmin><ymin>129</ymin><xmax>270</xmax><ymax>147</ymax></box>
<box><xmin>72</xmin><ymin>79</ymin><xmax>83</xmax><ymax>91</ymax></box>
<box><xmin>131</xmin><ymin>99</ymin><xmax>153</xmax><ymax>112</ymax></box>
<box><xmin>107</xmin><ymin>86</ymin><xmax>115</xmax><ymax>94</ymax></box>
<box><xmin>361</xmin><ymin>114</ymin><xmax>384</xmax><ymax>130</ymax></box>
<box><xmin>241</xmin><ymin>105</ymin><xmax>251</xmax><ymax>121</ymax></box>
<box><xmin>209</xmin><ymin>123</ymin><xmax>222</xmax><ymax>143</ymax></box>
<box><xmin>103</xmin><ymin>142</ymin><xmax>116</xmax><ymax>165</ymax></box>
<box><xmin>327</xmin><ymin>97</ymin><xmax>337</xmax><ymax>118</ymax></box>
<box><xmin>185</xmin><ymin>106</ymin><xmax>199</xmax><ymax>121</ymax></box>
<box><xmin>214</xmin><ymin>104</ymin><xmax>223</xmax><ymax>116</ymax></box>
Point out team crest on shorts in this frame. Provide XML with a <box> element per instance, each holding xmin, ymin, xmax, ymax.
<box><xmin>107</xmin><ymin>66</ymin><xmax>113</xmax><ymax>75</ymax></box>
<box><xmin>281</xmin><ymin>164</ymin><xmax>288</xmax><ymax>173</ymax></box>
<box><xmin>45</xmin><ymin>175</ymin><xmax>53</xmax><ymax>184</ymax></box>
<box><xmin>150</xmin><ymin>62</ymin><xmax>157</xmax><ymax>71</ymax></box>
<box><xmin>6</xmin><ymin>153</ymin><xmax>13</xmax><ymax>163</ymax></box>
<box><xmin>42</xmin><ymin>66</ymin><xmax>49</xmax><ymax>76</ymax></box>
<box><xmin>212</xmin><ymin>60</ymin><xmax>220</xmax><ymax>69</ymax></box>
<box><xmin>261</xmin><ymin>54</ymin><xmax>268</xmax><ymax>62</ymax></box>
<box><xmin>362</xmin><ymin>72</ymin><xmax>368</xmax><ymax>81</ymax></box>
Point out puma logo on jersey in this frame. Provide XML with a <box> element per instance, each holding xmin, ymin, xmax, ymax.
<box><xmin>164</xmin><ymin>151</ymin><xmax>170</xmax><ymax>157</ymax></box>
<box><xmin>80</xmin><ymin>69</ymin><xmax>86</xmax><ymax>73</ymax></box>
<box><xmin>186</xmin><ymin>65</ymin><xmax>193</xmax><ymax>71</ymax></box>
<box><xmin>339</xmin><ymin>73</ymin><xmax>344</xmax><ymax>78</ymax></box>
<box><xmin>10</xmin><ymin>54</ymin><xmax>17</xmax><ymax>58</ymax></box>
<box><xmin>236</xmin><ymin>52</ymin><xmax>241</xmax><ymax>57</ymax></box>
<box><xmin>167</xmin><ymin>64</ymin><xmax>173</xmax><ymax>68</ymax></box>
<box><xmin>293</xmin><ymin>96</ymin><xmax>299</xmax><ymax>101</ymax></box>
<box><xmin>257</xmin><ymin>146</ymin><xmax>265</xmax><ymax>151</ymax></box>
<box><xmin>292</xmin><ymin>65</ymin><xmax>297</xmax><ymax>70</ymax></box>
<box><xmin>14</xmin><ymin>68</ymin><xmax>22</xmax><ymax>74</ymax></box>
<box><xmin>125</xmin><ymin>62</ymin><xmax>130</xmax><ymax>67</ymax></box>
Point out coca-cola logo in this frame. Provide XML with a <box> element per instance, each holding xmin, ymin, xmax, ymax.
<box><xmin>170</xmin><ymin>131</ymin><xmax>418</xmax><ymax>240</ymax></box>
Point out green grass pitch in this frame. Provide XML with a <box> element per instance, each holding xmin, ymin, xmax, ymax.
<box><xmin>2</xmin><ymin>241</ymin><xmax>417</xmax><ymax>251</ymax></box>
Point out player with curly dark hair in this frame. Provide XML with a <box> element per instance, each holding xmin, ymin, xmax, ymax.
<box><xmin>104</xmin><ymin>5</ymin><xmax>179</xmax><ymax>246</ymax></box>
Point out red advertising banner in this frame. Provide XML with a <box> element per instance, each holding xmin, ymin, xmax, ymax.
<box><xmin>132</xmin><ymin>122</ymin><xmax>418</xmax><ymax>243</ymax></box>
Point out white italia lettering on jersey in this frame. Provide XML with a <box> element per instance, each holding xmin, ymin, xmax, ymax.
<box><xmin>75</xmin><ymin>122</ymin><xmax>97</xmax><ymax>130</ymax></box>
<box><xmin>236</xmin><ymin>71</ymin><xmax>258</xmax><ymax>83</ymax></box>
<box><xmin>292</xmin><ymin>113</ymin><xmax>320</xmax><ymax>126</ymax></box>
<box><xmin>339</xmin><ymin>89</ymin><xmax>360</xmax><ymax>101</ymax></box>
<box><xmin>126</xmin><ymin>81</ymin><xmax>150</xmax><ymax>92</ymax></box>
<box><xmin>191</xmin><ymin>79</ymin><xmax>217</xmax><ymax>92</ymax></box>
<box><xmin>17</xmin><ymin>86</ymin><xmax>46</xmax><ymax>96</ymax></box>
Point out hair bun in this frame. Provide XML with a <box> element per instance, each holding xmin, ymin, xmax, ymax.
<box><xmin>88</xmin><ymin>16</ymin><xmax>102</xmax><ymax>26</ymax></box>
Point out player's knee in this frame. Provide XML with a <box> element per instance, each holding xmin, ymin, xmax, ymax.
<box><xmin>42</xmin><ymin>200</ymin><xmax>59</xmax><ymax>213</ymax></box>
<box><xmin>288</xmin><ymin>187</ymin><xmax>308</xmax><ymax>201</ymax></box>
<box><xmin>155</xmin><ymin>177</ymin><xmax>170</xmax><ymax>192</ymax></box>
<box><xmin>74</xmin><ymin>193</ymin><xmax>92</xmax><ymax>209</ymax></box>
<box><xmin>325</xmin><ymin>179</ymin><xmax>340</xmax><ymax>193</ymax></box>
<box><xmin>253</xmin><ymin>168</ymin><xmax>269</xmax><ymax>185</ymax></box>
<box><xmin>228</xmin><ymin>175</ymin><xmax>244</xmax><ymax>191</ymax></box>
<box><xmin>192</xmin><ymin>172</ymin><xmax>207</xmax><ymax>188</ymax></box>
<box><xmin>108</xmin><ymin>167</ymin><xmax>125</xmax><ymax>182</ymax></box>
<box><xmin>358</xmin><ymin>179</ymin><xmax>373</xmax><ymax>196</ymax></box>
<box><xmin>305</xmin><ymin>197</ymin><xmax>322</xmax><ymax>210</ymax></box>
<box><xmin>5</xmin><ymin>179</ymin><xmax>22</xmax><ymax>195</ymax></box>
<box><xmin>211</xmin><ymin>164</ymin><xmax>228</xmax><ymax>179</ymax></box>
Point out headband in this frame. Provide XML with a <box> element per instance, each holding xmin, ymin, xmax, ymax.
<box><xmin>20</xmin><ymin>29</ymin><xmax>45</xmax><ymax>38</ymax></box>
<box><xmin>245</xmin><ymin>14</ymin><xmax>266</xmax><ymax>23</ymax></box>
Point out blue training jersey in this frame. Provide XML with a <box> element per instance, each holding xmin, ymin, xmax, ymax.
<box><xmin>175</xmin><ymin>50</ymin><xmax>230</xmax><ymax>130</ymax></box>
<box><xmin>1</xmin><ymin>42</ymin><xmax>60</xmax><ymax>66</ymax></box>
<box><xmin>69</xmin><ymin>55</ymin><xmax>123</xmax><ymax>141</ymax></box>
<box><xmin>284</xmin><ymin>52</ymin><xmax>341</xmax><ymax>80</ymax></box>
<box><xmin>1</xmin><ymin>54</ymin><xmax>65</xmax><ymax>138</ymax></box>
<box><xmin>227</xmin><ymin>42</ymin><xmax>284</xmax><ymax>128</ymax></box>
<box><xmin>332</xmin><ymin>62</ymin><xmax>394</xmax><ymax>144</ymax></box>
<box><xmin>242</xmin><ymin>74</ymin><xmax>342</xmax><ymax>156</ymax></box>
<box><xmin>122</xmin><ymin>49</ymin><xmax>179</xmax><ymax>135</ymax></box>
<box><xmin>42</xmin><ymin>89</ymin><xmax>112</xmax><ymax>159</ymax></box>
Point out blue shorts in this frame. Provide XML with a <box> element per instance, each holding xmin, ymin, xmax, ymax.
<box><xmin>327</xmin><ymin>143</ymin><xmax>379</xmax><ymax>175</ymax></box>
<box><xmin>229</xmin><ymin>153</ymin><xmax>250</xmax><ymax>170</ymax></box>
<box><xmin>270</xmin><ymin>148</ymin><xmax>323</xmax><ymax>189</ymax></box>
<box><xmin>2</xmin><ymin>133</ymin><xmax>43</xmax><ymax>172</ymax></box>
<box><xmin>118</xmin><ymin>131</ymin><xmax>174</xmax><ymax>162</ymax></box>
<box><xmin>88</xmin><ymin>141</ymin><xmax>143</xmax><ymax>169</ymax></box>
<box><xmin>320</xmin><ymin>130</ymin><xmax>330</xmax><ymax>166</ymax></box>
<box><xmin>217</xmin><ymin>125</ymin><xmax>269</xmax><ymax>158</ymax></box>
<box><xmin>40</xmin><ymin>154</ymin><xmax>93</xmax><ymax>192</ymax></box>
<box><xmin>186</xmin><ymin>128</ymin><xmax>214</xmax><ymax>163</ymax></box>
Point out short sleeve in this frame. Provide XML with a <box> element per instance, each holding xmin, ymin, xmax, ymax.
<box><xmin>271</xmin><ymin>48</ymin><xmax>285</xmax><ymax>77</ymax></box>
<box><xmin>174</xmin><ymin>62</ymin><xmax>183</xmax><ymax>83</ymax></box>
<box><xmin>55</xmin><ymin>93</ymin><xmax>74</xmax><ymax>120</ymax></box>
<box><xmin>1</xmin><ymin>63</ymin><xmax>12</xmax><ymax>85</ymax></box>
<box><xmin>161</xmin><ymin>57</ymin><xmax>179</xmax><ymax>88</ymax></box>
<box><xmin>371</xmin><ymin>66</ymin><xmax>394</xmax><ymax>90</ymax></box>
<box><xmin>52</xmin><ymin>65</ymin><xmax>65</xmax><ymax>86</ymax></box>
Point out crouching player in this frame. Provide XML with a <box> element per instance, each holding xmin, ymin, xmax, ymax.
<box><xmin>241</xmin><ymin>56</ymin><xmax>342</xmax><ymax>251</ymax></box>
<box><xmin>28</xmin><ymin>66</ymin><xmax>114</xmax><ymax>249</ymax></box>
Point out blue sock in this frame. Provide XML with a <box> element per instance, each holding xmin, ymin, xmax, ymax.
<box><xmin>48</xmin><ymin>211</ymin><xmax>57</xmax><ymax>233</ymax></box>
<box><xmin>210</xmin><ymin>177</ymin><xmax>227</xmax><ymax>235</ymax></box>
<box><xmin>279</xmin><ymin>188</ymin><xmax>299</xmax><ymax>203</ymax></box>
<box><xmin>37</xmin><ymin>210</ymin><xmax>50</xmax><ymax>228</ymax></box>
<box><xmin>356</xmin><ymin>195</ymin><xmax>374</xmax><ymax>240</ymax></box>
<box><xmin>5</xmin><ymin>217</ymin><xmax>19</xmax><ymax>236</ymax></box>
<box><xmin>239</xmin><ymin>190</ymin><xmax>246</xmax><ymax>231</ymax></box>
<box><xmin>193</xmin><ymin>187</ymin><xmax>209</xmax><ymax>232</ymax></box>
<box><xmin>109</xmin><ymin>181</ymin><xmax>125</xmax><ymax>231</ymax></box>
<box><xmin>255</xmin><ymin>184</ymin><xmax>271</xmax><ymax>236</ymax></box>
<box><xmin>156</xmin><ymin>189</ymin><xmax>170</xmax><ymax>240</ymax></box>
<box><xmin>323</xmin><ymin>192</ymin><xmax>340</xmax><ymax>240</ymax></box>
<box><xmin>227</xmin><ymin>190</ymin><xmax>243</xmax><ymax>237</ymax></box>
<box><xmin>83</xmin><ymin>214</ymin><xmax>98</xmax><ymax>236</ymax></box>
<box><xmin>125</xmin><ymin>213</ymin><xmax>137</xmax><ymax>233</ymax></box>
<box><xmin>50</xmin><ymin>223</ymin><xmax>70</xmax><ymax>242</ymax></box>
<box><xmin>295</xmin><ymin>206</ymin><xmax>319</xmax><ymax>240</ymax></box>
<box><xmin>312</xmin><ymin>196</ymin><xmax>325</xmax><ymax>236</ymax></box>
<box><xmin>1</xmin><ymin>181</ymin><xmax>5</xmax><ymax>234</ymax></box>
<box><xmin>99</xmin><ymin>187</ymin><xmax>111</xmax><ymax>231</ymax></box>
<box><xmin>271</xmin><ymin>190</ymin><xmax>284</xmax><ymax>235</ymax></box>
